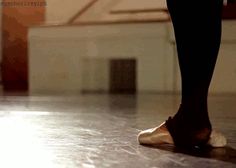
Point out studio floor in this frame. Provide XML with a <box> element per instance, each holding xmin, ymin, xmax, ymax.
<box><xmin>0</xmin><ymin>93</ymin><xmax>235</xmax><ymax>168</ymax></box>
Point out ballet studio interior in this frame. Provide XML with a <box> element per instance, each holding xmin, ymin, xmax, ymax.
<box><xmin>0</xmin><ymin>0</ymin><xmax>236</xmax><ymax>167</ymax></box>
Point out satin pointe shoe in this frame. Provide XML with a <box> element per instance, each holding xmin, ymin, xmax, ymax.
<box><xmin>138</xmin><ymin>122</ymin><xmax>227</xmax><ymax>148</ymax></box>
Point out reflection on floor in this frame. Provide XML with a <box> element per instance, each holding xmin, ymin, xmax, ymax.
<box><xmin>0</xmin><ymin>93</ymin><xmax>235</xmax><ymax>168</ymax></box>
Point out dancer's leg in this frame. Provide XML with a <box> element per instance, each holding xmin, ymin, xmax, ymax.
<box><xmin>165</xmin><ymin>0</ymin><xmax>223</xmax><ymax>147</ymax></box>
<box><xmin>138</xmin><ymin>0</ymin><xmax>225</xmax><ymax>148</ymax></box>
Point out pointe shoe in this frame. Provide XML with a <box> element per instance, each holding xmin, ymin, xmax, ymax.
<box><xmin>138</xmin><ymin>123</ymin><xmax>227</xmax><ymax>148</ymax></box>
<box><xmin>137</xmin><ymin>122</ymin><xmax>174</xmax><ymax>145</ymax></box>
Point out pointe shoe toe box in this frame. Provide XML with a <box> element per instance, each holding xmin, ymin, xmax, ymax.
<box><xmin>138</xmin><ymin>125</ymin><xmax>174</xmax><ymax>145</ymax></box>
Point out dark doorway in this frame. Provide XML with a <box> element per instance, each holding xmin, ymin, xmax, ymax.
<box><xmin>109</xmin><ymin>59</ymin><xmax>136</xmax><ymax>94</ymax></box>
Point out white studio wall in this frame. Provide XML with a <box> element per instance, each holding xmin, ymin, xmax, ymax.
<box><xmin>28</xmin><ymin>21</ymin><xmax>236</xmax><ymax>94</ymax></box>
<box><xmin>29</xmin><ymin>22</ymin><xmax>174</xmax><ymax>94</ymax></box>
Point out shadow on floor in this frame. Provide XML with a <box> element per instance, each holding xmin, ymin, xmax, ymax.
<box><xmin>145</xmin><ymin>145</ymin><xmax>236</xmax><ymax>164</ymax></box>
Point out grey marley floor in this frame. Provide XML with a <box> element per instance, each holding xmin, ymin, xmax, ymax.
<box><xmin>0</xmin><ymin>93</ymin><xmax>235</xmax><ymax>168</ymax></box>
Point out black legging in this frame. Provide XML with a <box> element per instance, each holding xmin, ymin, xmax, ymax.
<box><xmin>166</xmin><ymin>0</ymin><xmax>223</xmax><ymax>147</ymax></box>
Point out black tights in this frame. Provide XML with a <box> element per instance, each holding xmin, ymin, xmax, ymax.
<box><xmin>166</xmin><ymin>0</ymin><xmax>223</xmax><ymax>147</ymax></box>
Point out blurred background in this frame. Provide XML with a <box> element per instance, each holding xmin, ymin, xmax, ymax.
<box><xmin>0</xmin><ymin>0</ymin><xmax>236</xmax><ymax>95</ymax></box>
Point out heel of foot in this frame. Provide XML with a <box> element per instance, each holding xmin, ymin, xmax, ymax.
<box><xmin>207</xmin><ymin>130</ymin><xmax>227</xmax><ymax>147</ymax></box>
